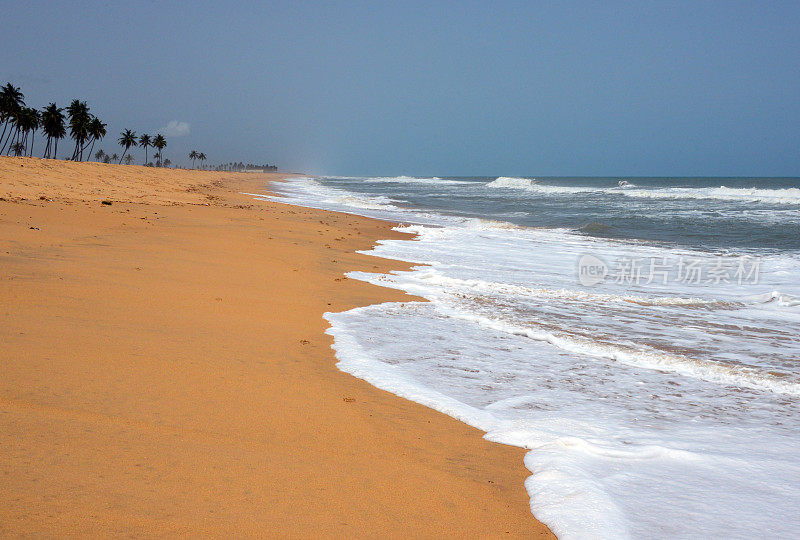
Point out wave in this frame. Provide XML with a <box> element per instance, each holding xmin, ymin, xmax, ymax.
<box><xmin>325</xmin><ymin>301</ymin><xmax>800</xmax><ymax>539</ymax></box>
<box><xmin>332</xmin><ymin>193</ymin><xmax>400</xmax><ymax>210</ymax></box>
<box><xmin>486</xmin><ymin>176</ymin><xmax>540</xmax><ymax>189</ymax></box>
<box><xmin>742</xmin><ymin>290</ymin><xmax>800</xmax><ymax>307</ymax></box>
<box><xmin>366</xmin><ymin>176</ymin><xmax>474</xmax><ymax>185</ymax></box>
<box><xmin>353</xmin><ymin>265</ymin><xmax>800</xmax><ymax>316</ymax></box>
<box><xmin>619</xmin><ymin>186</ymin><xmax>800</xmax><ymax>205</ymax></box>
<box><xmin>323</xmin><ymin>305</ymin><xmax>635</xmax><ymax>539</ymax></box>
<box><xmin>351</xmin><ymin>271</ymin><xmax>800</xmax><ymax>394</ymax></box>
<box><xmin>484</xmin><ymin>178</ymin><xmax>800</xmax><ymax>204</ymax></box>
<box><xmin>252</xmin><ymin>177</ymin><xmax>406</xmax><ymax>213</ymax></box>
<box><xmin>357</xmin><ymin>269</ymin><xmax>721</xmax><ymax>307</ymax></box>
<box><xmin>485</xmin><ymin>178</ymin><xmax>598</xmax><ymax>194</ymax></box>
<box><xmin>433</xmin><ymin>304</ymin><xmax>800</xmax><ymax>396</ymax></box>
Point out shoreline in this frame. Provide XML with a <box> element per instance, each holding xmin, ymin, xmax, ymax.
<box><xmin>0</xmin><ymin>157</ymin><xmax>553</xmax><ymax>537</ymax></box>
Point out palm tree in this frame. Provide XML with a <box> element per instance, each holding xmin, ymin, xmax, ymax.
<box><xmin>0</xmin><ymin>83</ymin><xmax>25</xmax><ymax>155</ymax></box>
<box><xmin>95</xmin><ymin>149</ymin><xmax>106</xmax><ymax>162</ymax></box>
<box><xmin>10</xmin><ymin>142</ymin><xmax>25</xmax><ymax>156</ymax></box>
<box><xmin>41</xmin><ymin>103</ymin><xmax>66</xmax><ymax>159</ymax></box>
<box><xmin>110</xmin><ymin>153</ymin><xmax>119</xmax><ymax>162</ymax></box>
<box><xmin>85</xmin><ymin>117</ymin><xmax>107</xmax><ymax>158</ymax></box>
<box><xmin>29</xmin><ymin>108</ymin><xmax>41</xmax><ymax>156</ymax></box>
<box><xmin>163</xmin><ymin>158</ymin><xmax>171</xmax><ymax>168</ymax></box>
<box><xmin>67</xmin><ymin>100</ymin><xmax>91</xmax><ymax>161</ymax></box>
<box><xmin>117</xmin><ymin>129</ymin><xmax>137</xmax><ymax>163</ymax></box>
<box><xmin>124</xmin><ymin>154</ymin><xmax>134</xmax><ymax>165</ymax></box>
<box><xmin>14</xmin><ymin>108</ymin><xmax>40</xmax><ymax>156</ymax></box>
<box><xmin>138</xmin><ymin>134</ymin><xmax>151</xmax><ymax>164</ymax></box>
<box><xmin>152</xmin><ymin>134</ymin><xmax>166</xmax><ymax>166</ymax></box>
<box><xmin>198</xmin><ymin>152</ymin><xmax>207</xmax><ymax>169</ymax></box>
<box><xmin>189</xmin><ymin>150</ymin><xmax>198</xmax><ymax>168</ymax></box>
<box><xmin>1</xmin><ymin>105</ymin><xmax>22</xmax><ymax>156</ymax></box>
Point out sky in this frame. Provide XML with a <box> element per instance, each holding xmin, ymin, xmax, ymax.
<box><xmin>2</xmin><ymin>0</ymin><xmax>799</xmax><ymax>176</ymax></box>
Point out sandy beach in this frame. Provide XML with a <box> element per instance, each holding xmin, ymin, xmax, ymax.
<box><xmin>0</xmin><ymin>157</ymin><xmax>553</xmax><ymax>537</ymax></box>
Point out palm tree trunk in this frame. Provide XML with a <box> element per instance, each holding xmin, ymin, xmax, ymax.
<box><xmin>119</xmin><ymin>148</ymin><xmax>127</xmax><ymax>164</ymax></box>
<box><xmin>0</xmin><ymin>121</ymin><xmax>14</xmax><ymax>153</ymax></box>
<box><xmin>7</xmin><ymin>127</ymin><xmax>20</xmax><ymax>154</ymax></box>
<box><xmin>0</xmin><ymin>121</ymin><xmax>8</xmax><ymax>148</ymax></box>
<box><xmin>54</xmin><ymin>138</ymin><xmax>59</xmax><ymax>159</ymax></box>
<box><xmin>0</xmin><ymin>126</ymin><xmax>16</xmax><ymax>154</ymax></box>
<box><xmin>81</xmin><ymin>137</ymin><xmax>94</xmax><ymax>160</ymax></box>
<box><xmin>29</xmin><ymin>130</ymin><xmax>35</xmax><ymax>157</ymax></box>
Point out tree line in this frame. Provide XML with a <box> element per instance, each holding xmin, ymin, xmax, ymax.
<box><xmin>214</xmin><ymin>162</ymin><xmax>278</xmax><ymax>172</ymax></box>
<box><xmin>0</xmin><ymin>83</ymin><xmax>172</xmax><ymax>166</ymax></box>
<box><xmin>1</xmin><ymin>82</ymin><xmax>275</xmax><ymax>171</ymax></box>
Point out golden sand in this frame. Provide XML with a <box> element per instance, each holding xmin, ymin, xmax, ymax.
<box><xmin>0</xmin><ymin>157</ymin><xmax>553</xmax><ymax>537</ymax></box>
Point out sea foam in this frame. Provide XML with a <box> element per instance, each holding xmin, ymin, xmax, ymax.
<box><xmin>259</xmin><ymin>175</ymin><xmax>800</xmax><ymax>539</ymax></box>
<box><xmin>483</xmin><ymin>177</ymin><xmax>800</xmax><ymax>204</ymax></box>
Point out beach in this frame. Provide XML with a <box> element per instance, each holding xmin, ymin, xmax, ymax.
<box><xmin>264</xmin><ymin>174</ymin><xmax>800</xmax><ymax>538</ymax></box>
<box><xmin>0</xmin><ymin>157</ymin><xmax>553</xmax><ymax>537</ymax></box>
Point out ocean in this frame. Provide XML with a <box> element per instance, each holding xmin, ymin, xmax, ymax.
<box><xmin>254</xmin><ymin>175</ymin><xmax>800</xmax><ymax>539</ymax></box>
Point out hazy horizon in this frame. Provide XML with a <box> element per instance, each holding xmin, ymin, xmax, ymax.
<box><xmin>3</xmin><ymin>1</ymin><xmax>799</xmax><ymax>176</ymax></box>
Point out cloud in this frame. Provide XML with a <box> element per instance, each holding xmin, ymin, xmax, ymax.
<box><xmin>159</xmin><ymin>120</ymin><xmax>190</xmax><ymax>137</ymax></box>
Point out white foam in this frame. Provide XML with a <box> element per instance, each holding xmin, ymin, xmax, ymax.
<box><xmin>258</xmin><ymin>176</ymin><xmax>449</xmax><ymax>225</ymax></box>
<box><xmin>486</xmin><ymin>176</ymin><xmax>540</xmax><ymax>189</ymax></box>
<box><xmin>325</xmin><ymin>302</ymin><xmax>800</xmax><ymax>539</ymax></box>
<box><xmin>619</xmin><ymin>185</ymin><xmax>800</xmax><ymax>205</ymax></box>
<box><xmin>366</xmin><ymin>175</ymin><xmax>474</xmax><ymax>185</ymax></box>
<box><xmin>483</xmin><ymin>178</ymin><xmax>800</xmax><ymax>204</ymax></box>
<box><xmin>254</xmin><ymin>176</ymin><xmax>800</xmax><ymax>539</ymax></box>
<box><xmin>350</xmin><ymin>269</ymin><xmax>800</xmax><ymax>396</ymax></box>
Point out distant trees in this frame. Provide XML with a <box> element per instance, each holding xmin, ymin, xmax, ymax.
<box><xmin>16</xmin><ymin>107</ymin><xmax>40</xmax><ymax>157</ymax></box>
<box><xmin>66</xmin><ymin>99</ymin><xmax>103</xmax><ymax>161</ymax></box>
<box><xmin>86</xmin><ymin>117</ymin><xmax>107</xmax><ymax>158</ymax></box>
<box><xmin>0</xmin><ymin>83</ymin><xmax>25</xmax><ymax>154</ymax></box>
<box><xmin>189</xmin><ymin>150</ymin><xmax>208</xmax><ymax>169</ymax></box>
<box><xmin>41</xmin><ymin>103</ymin><xmax>66</xmax><ymax>159</ymax></box>
<box><xmin>152</xmin><ymin>134</ymin><xmax>166</xmax><ymax>166</ymax></box>
<box><xmin>2</xmin><ymin>81</ymin><xmax>278</xmax><ymax>170</ymax></box>
<box><xmin>0</xmin><ymin>86</ymin><xmax>43</xmax><ymax>158</ymax></box>
<box><xmin>118</xmin><ymin>129</ymin><xmax>137</xmax><ymax>163</ymax></box>
<box><xmin>67</xmin><ymin>100</ymin><xmax>87</xmax><ymax>160</ymax></box>
<box><xmin>214</xmin><ymin>161</ymin><xmax>278</xmax><ymax>172</ymax></box>
<box><xmin>139</xmin><ymin>134</ymin><xmax>151</xmax><ymax>164</ymax></box>
<box><xmin>10</xmin><ymin>142</ymin><xmax>26</xmax><ymax>156</ymax></box>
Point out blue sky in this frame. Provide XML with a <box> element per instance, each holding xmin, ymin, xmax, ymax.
<box><xmin>3</xmin><ymin>1</ymin><xmax>799</xmax><ymax>176</ymax></box>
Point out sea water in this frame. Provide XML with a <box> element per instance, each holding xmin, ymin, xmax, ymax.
<box><xmin>253</xmin><ymin>175</ymin><xmax>800</xmax><ymax>539</ymax></box>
